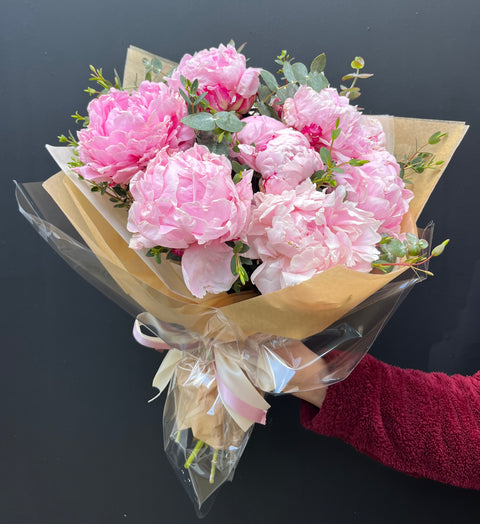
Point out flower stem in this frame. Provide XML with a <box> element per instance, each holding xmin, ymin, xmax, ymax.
<box><xmin>184</xmin><ymin>440</ymin><xmax>204</xmax><ymax>469</ymax></box>
<box><xmin>209</xmin><ymin>449</ymin><xmax>219</xmax><ymax>484</ymax></box>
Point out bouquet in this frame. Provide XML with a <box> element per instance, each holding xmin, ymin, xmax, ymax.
<box><xmin>16</xmin><ymin>42</ymin><xmax>467</xmax><ymax>515</ymax></box>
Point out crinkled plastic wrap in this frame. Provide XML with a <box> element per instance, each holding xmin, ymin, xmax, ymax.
<box><xmin>16</xmin><ymin>179</ymin><xmax>433</xmax><ymax>514</ymax></box>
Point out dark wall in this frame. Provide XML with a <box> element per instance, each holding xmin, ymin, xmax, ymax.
<box><xmin>2</xmin><ymin>1</ymin><xmax>480</xmax><ymax>522</ymax></box>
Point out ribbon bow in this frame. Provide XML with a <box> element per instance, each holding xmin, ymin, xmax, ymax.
<box><xmin>133</xmin><ymin>312</ymin><xmax>271</xmax><ymax>432</ymax></box>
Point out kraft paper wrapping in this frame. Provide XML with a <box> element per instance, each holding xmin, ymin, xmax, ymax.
<box><xmin>174</xmin><ymin>357</ymin><xmax>245</xmax><ymax>449</ymax></box>
<box><xmin>42</xmin><ymin>46</ymin><xmax>468</xmax><ymax>341</ymax></box>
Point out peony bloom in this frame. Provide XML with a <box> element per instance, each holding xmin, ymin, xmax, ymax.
<box><xmin>168</xmin><ymin>44</ymin><xmax>260</xmax><ymax>114</ymax></box>
<box><xmin>282</xmin><ymin>86</ymin><xmax>366</xmax><ymax>156</ymax></box>
<box><xmin>77</xmin><ymin>82</ymin><xmax>195</xmax><ymax>185</ymax></box>
<box><xmin>335</xmin><ymin>149</ymin><xmax>413</xmax><ymax>236</ymax></box>
<box><xmin>254</xmin><ymin>129</ymin><xmax>323</xmax><ymax>194</ymax></box>
<box><xmin>232</xmin><ymin>116</ymin><xmax>322</xmax><ymax>194</ymax></box>
<box><xmin>127</xmin><ymin>145</ymin><xmax>253</xmax><ymax>297</ymax></box>
<box><xmin>246</xmin><ymin>180</ymin><xmax>381</xmax><ymax>294</ymax></box>
<box><xmin>231</xmin><ymin>114</ymin><xmax>287</xmax><ymax>168</ymax></box>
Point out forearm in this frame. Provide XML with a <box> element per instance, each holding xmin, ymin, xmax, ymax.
<box><xmin>300</xmin><ymin>354</ymin><xmax>480</xmax><ymax>490</ymax></box>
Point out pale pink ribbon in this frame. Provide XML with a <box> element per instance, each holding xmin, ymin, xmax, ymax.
<box><xmin>133</xmin><ymin>316</ymin><xmax>269</xmax><ymax>430</ymax></box>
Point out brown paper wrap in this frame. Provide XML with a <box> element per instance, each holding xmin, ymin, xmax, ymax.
<box><xmin>42</xmin><ymin>46</ymin><xmax>468</xmax><ymax>342</ymax></box>
<box><xmin>174</xmin><ymin>356</ymin><xmax>245</xmax><ymax>449</ymax></box>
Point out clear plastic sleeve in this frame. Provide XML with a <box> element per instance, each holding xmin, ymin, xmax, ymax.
<box><xmin>16</xmin><ymin>180</ymin><xmax>433</xmax><ymax>514</ymax></box>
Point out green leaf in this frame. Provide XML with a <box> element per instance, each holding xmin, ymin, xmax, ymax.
<box><xmin>276</xmin><ymin>89</ymin><xmax>288</xmax><ymax>103</ymax></box>
<box><xmin>348</xmin><ymin>159</ymin><xmax>370</xmax><ymax>166</ymax></box>
<box><xmin>178</xmin><ymin>89</ymin><xmax>192</xmax><ymax>105</ymax></box>
<box><xmin>232</xmin><ymin>172</ymin><xmax>243</xmax><ymax>184</ymax></box>
<box><xmin>206</xmin><ymin>140</ymin><xmax>230</xmax><ymax>157</ymax></box>
<box><xmin>230</xmin><ymin>255</ymin><xmax>237</xmax><ymax>276</ymax></box>
<box><xmin>238</xmin><ymin>265</ymin><xmax>249</xmax><ymax>285</ymax></box>
<box><xmin>233</xmin><ymin>241</ymin><xmax>244</xmax><ymax>254</ymax></box>
<box><xmin>240</xmin><ymin>256</ymin><xmax>253</xmax><ymax>265</ymax></box>
<box><xmin>181</xmin><ymin>112</ymin><xmax>216</xmax><ymax>131</ymax></box>
<box><xmin>151</xmin><ymin>57</ymin><xmax>162</xmax><ymax>73</ymax></box>
<box><xmin>282</xmin><ymin>61</ymin><xmax>296</xmax><ymax>83</ymax></box>
<box><xmin>351</xmin><ymin>56</ymin><xmax>365</xmax><ymax>69</ymax></box>
<box><xmin>306</xmin><ymin>71</ymin><xmax>328</xmax><ymax>92</ymax></box>
<box><xmin>285</xmin><ymin>82</ymin><xmax>298</xmax><ymax>99</ymax></box>
<box><xmin>193</xmin><ymin>91</ymin><xmax>208</xmax><ymax>105</ymax></box>
<box><xmin>331</xmin><ymin>128</ymin><xmax>341</xmax><ymax>140</ymax></box>
<box><xmin>292</xmin><ymin>62</ymin><xmax>308</xmax><ymax>84</ymax></box>
<box><xmin>310</xmin><ymin>53</ymin><xmax>326</xmax><ymax>74</ymax></box>
<box><xmin>214</xmin><ymin>112</ymin><xmax>246</xmax><ymax>133</ymax></box>
<box><xmin>236</xmin><ymin>42</ymin><xmax>247</xmax><ymax>54</ymax></box>
<box><xmin>261</xmin><ymin>69</ymin><xmax>279</xmax><ymax>91</ymax></box>
<box><xmin>166</xmin><ymin>251</ymin><xmax>181</xmax><ymax>262</ymax></box>
<box><xmin>320</xmin><ymin>147</ymin><xmax>330</xmax><ymax>164</ymax></box>
<box><xmin>428</xmin><ymin>131</ymin><xmax>447</xmax><ymax>145</ymax></box>
<box><xmin>385</xmin><ymin>238</ymin><xmax>407</xmax><ymax>258</ymax></box>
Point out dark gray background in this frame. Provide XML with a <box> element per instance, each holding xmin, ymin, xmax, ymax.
<box><xmin>2</xmin><ymin>1</ymin><xmax>480</xmax><ymax>522</ymax></box>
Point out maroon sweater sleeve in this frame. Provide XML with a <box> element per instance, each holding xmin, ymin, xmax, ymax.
<box><xmin>300</xmin><ymin>354</ymin><xmax>480</xmax><ymax>489</ymax></box>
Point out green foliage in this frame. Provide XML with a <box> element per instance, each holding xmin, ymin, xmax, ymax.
<box><xmin>85</xmin><ymin>65</ymin><xmax>122</xmax><ymax>96</ymax></box>
<box><xmin>143</xmin><ymin>57</ymin><xmax>162</xmax><ymax>82</ymax></box>
<box><xmin>182</xmin><ymin>112</ymin><xmax>216</xmax><ymax>131</ymax></box>
<box><xmin>310</xmin><ymin>53</ymin><xmax>326</xmax><ymax>74</ymax></box>
<box><xmin>339</xmin><ymin>56</ymin><xmax>372</xmax><ymax>100</ymax></box>
<box><xmin>228</xmin><ymin>241</ymin><xmax>251</xmax><ymax>287</ymax></box>
<box><xmin>371</xmin><ymin>233</ymin><xmax>448</xmax><ymax>276</ymax></box>
<box><xmin>399</xmin><ymin>132</ymin><xmax>447</xmax><ymax>178</ymax></box>
<box><xmin>256</xmin><ymin>48</ymin><xmax>330</xmax><ymax>119</ymax></box>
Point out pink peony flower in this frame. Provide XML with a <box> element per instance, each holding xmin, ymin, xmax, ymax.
<box><xmin>335</xmin><ymin>149</ymin><xmax>413</xmax><ymax>236</ymax></box>
<box><xmin>231</xmin><ymin>114</ymin><xmax>287</xmax><ymax>168</ymax></box>
<box><xmin>282</xmin><ymin>86</ymin><xmax>367</xmax><ymax>156</ymax></box>
<box><xmin>77</xmin><ymin>82</ymin><xmax>195</xmax><ymax>185</ymax></box>
<box><xmin>127</xmin><ymin>144</ymin><xmax>254</xmax><ymax>298</ymax></box>
<box><xmin>246</xmin><ymin>180</ymin><xmax>381</xmax><ymax>294</ymax></box>
<box><xmin>232</xmin><ymin>116</ymin><xmax>322</xmax><ymax>193</ymax></box>
<box><xmin>168</xmin><ymin>44</ymin><xmax>260</xmax><ymax>114</ymax></box>
<box><xmin>254</xmin><ymin>129</ymin><xmax>323</xmax><ymax>194</ymax></box>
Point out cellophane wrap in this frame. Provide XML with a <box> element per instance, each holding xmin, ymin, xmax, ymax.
<box><xmin>15</xmin><ymin>46</ymin><xmax>468</xmax><ymax>514</ymax></box>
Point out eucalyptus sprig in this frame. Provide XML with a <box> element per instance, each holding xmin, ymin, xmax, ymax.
<box><xmin>84</xmin><ymin>65</ymin><xmax>122</xmax><ymax>96</ymax></box>
<box><xmin>399</xmin><ymin>131</ymin><xmax>447</xmax><ymax>179</ymax></box>
<box><xmin>255</xmin><ymin>50</ymin><xmax>329</xmax><ymax>118</ymax></box>
<box><xmin>373</xmin><ymin>234</ymin><xmax>449</xmax><ymax>275</ymax></box>
<box><xmin>339</xmin><ymin>57</ymin><xmax>373</xmax><ymax>100</ymax></box>
<box><xmin>143</xmin><ymin>56</ymin><xmax>163</xmax><ymax>82</ymax></box>
<box><xmin>179</xmin><ymin>81</ymin><xmax>246</xmax><ymax>156</ymax></box>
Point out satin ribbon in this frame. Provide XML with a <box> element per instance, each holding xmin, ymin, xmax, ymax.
<box><xmin>133</xmin><ymin>314</ymin><xmax>270</xmax><ymax>431</ymax></box>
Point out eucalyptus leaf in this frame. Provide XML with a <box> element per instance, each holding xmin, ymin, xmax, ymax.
<box><xmin>285</xmin><ymin>82</ymin><xmax>298</xmax><ymax>99</ymax></box>
<box><xmin>181</xmin><ymin>112</ymin><xmax>216</xmax><ymax>131</ymax></box>
<box><xmin>261</xmin><ymin>69</ymin><xmax>279</xmax><ymax>91</ymax></box>
<box><xmin>276</xmin><ymin>89</ymin><xmax>288</xmax><ymax>103</ymax></box>
<box><xmin>307</xmin><ymin>72</ymin><xmax>328</xmax><ymax>92</ymax></box>
<box><xmin>282</xmin><ymin>61</ymin><xmax>296</xmax><ymax>83</ymax></box>
<box><xmin>214</xmin><ymin>112</ymin><xmax>246</xmax><ymax>132</ymax></box>
<box><xmin>310</xmin><ymin>53</ymin><xmax>326</xmax><ymax>73</ymax></box>
<box><xmin>292</xmin><ymin>62</ymin><xmax>308</xmax><ymax>84</ymax></box>
<box><xmin>151</xmin><ymin>57</ymin><xmax>162</xmax><ymax>72</ymax></box>
<box><xmin>206</xmin><ymin>140</ymin><xmax>230</xmax><ymax>157</ymax></box>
